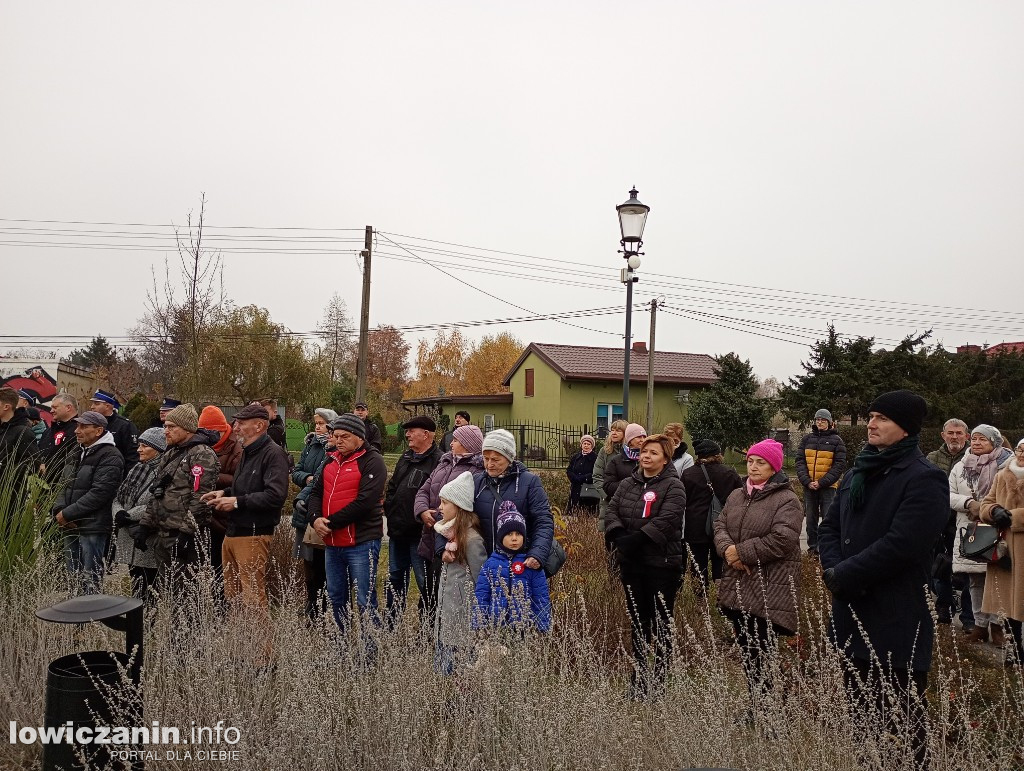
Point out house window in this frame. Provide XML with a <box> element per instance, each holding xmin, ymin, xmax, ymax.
<box><xmin>596</xmin><ymin>403</ymin><xmax>624</xmax><ymax>435</ymax></box>
<box><xmin>525</xmin><ymin>368</ymin><xmax>535</xmax><ymax>397</ymax></box>
<box><xmin>483</xmin><ymin>414</ymin><xmax>495</xmax><ymax>432</ymax></box>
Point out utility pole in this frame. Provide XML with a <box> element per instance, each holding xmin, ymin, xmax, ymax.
<box><xmin>646</xmin><ymin>298</ymin><xmax>657</xmax><ymax>433</ymax></box>
<box><xmin>355</xmin><ymin>225</ymin><xmax>372</xmax><ymax>403</ymax></box>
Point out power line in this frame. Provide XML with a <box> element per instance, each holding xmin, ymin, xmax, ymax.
<box><xmin>374</xmin><ymin>232</ymin><xmax>620</xmax><ymax>338</ymax></box>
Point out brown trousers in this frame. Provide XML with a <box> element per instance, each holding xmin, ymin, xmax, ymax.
<box><xmin>222</xmin><ymin>535</ymin><xmax>273</xmax><ymax>663</ymax></box>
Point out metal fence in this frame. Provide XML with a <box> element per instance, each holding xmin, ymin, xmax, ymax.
<box><xmin>493</xmin><ymin>421</ymin><xmax>593</xmax><ymax>469</ymax></box>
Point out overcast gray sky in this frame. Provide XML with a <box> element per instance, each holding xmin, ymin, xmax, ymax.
<box><xmin>2</xmin><ymin>1</ymin><xmax>1023</xmax><ymax>382</ymax></box>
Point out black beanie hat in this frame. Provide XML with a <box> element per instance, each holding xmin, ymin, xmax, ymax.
<box><xmin>692</xmin><ymin>439</ymin><xmax>722</xmax><ymax>458</ymax></box>
<box><xmin>333</xmin><ymin>413</ymin><xmax>367</xmax><ymax>440</ymax></box>
<box><xmin>867</xmin><ymin>390</ymin><xmax>927</xmax><ymax>436</ymax></box>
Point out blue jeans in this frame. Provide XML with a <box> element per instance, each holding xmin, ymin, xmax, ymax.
<box><xmin>803</xmin><ymin>486</ymin><xmax>836</xmax><ymax>551</ymax></box>
<box><xmin>64</xmin><ymin>532</ymin><xmax>109</xmax><ymax>595</ymax></box>
<box><xmin>325</xmin><ymin>539</ymin><xmax>381</xmax><ymax>631</ymax></box>
<box><xmin>386</xmin><ymin>535</ymin><xmax>427</xmax><ymax>619</ymax></box>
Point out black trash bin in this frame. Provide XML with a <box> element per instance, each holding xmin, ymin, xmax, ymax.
<box><xmin>36</xmin><ymin>595</ymin><xmax>144</xmax><ymax>771</ymax></box>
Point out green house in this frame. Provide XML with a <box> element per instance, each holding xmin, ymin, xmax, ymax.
<box><xmin>402</xmin><ymin>341</ymin><xmax>716</xmax><ymax>438</ymax></box>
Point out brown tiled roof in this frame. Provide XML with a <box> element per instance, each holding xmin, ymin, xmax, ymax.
<box><xmin>400</xmin><ymin>393</ymin><xmax>513</xmax><ymax>407</ymax></box>
<box><xmin>502</xmin><ymin>343</ymin><xmax>717</xmax><ymax>386</ymax></box>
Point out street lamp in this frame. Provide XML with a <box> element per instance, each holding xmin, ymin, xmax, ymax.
<box><xmin>616</xmin><ymin>187</ymin><xmax>650</xmax><ymax>422</ymax></box>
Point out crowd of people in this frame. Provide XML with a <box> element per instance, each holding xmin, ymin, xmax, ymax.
<box><xmin>2</xmin><ymin>381</ymin><xmax>1022</xmax><ymax>765</ymax></box>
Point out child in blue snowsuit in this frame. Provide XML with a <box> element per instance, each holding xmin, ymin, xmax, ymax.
<box><xmin>473</xmin><ymin>500</ymin><xmax>552</xmax><ymax>633</ymax></box>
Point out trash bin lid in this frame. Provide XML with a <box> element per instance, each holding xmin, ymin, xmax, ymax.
<box><xmin>36</xmin><ymin>594</ymin><xmax>143</xmax><ymax>624</ymax></box>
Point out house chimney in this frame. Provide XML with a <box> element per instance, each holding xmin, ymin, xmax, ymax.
<box><xmin>632</xmin><ymin>341</ymin><xmax>647</xmax><ymax>353</ymax></box>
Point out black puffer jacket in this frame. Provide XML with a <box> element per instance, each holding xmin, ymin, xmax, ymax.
<box><xmin>384</xmin><ymin>445</ymin><xmax>442</xmax><ymax>540</ymax></box>
<box><xmin>605</xmin><ymin>465</ymin><xmax>687</xmax><ymax>569</ymax></box>
<box><xmin>602</xmin><ymin>452</ymin><xmax>638</xmax><ymax>500</ymax></box>
<box><xmin>52</xmin><ymin>432</ymin><xmax>124</xmax><ymax>535</ymax></box>
<box><xmin>681</xmin><ymin>461</ymin><xmax>743</xmax><ymax>545</ymax></box>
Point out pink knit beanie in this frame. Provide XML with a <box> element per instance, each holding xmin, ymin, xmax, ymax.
<box><xmin>623</xmin><ymin>423</ymin><xmax>647</xmax><ymax>447</ymax></box>
<box><xmin>746</xmin><ymin>438</ymin><xmax>785</xmax><ymax>473</ymax></box>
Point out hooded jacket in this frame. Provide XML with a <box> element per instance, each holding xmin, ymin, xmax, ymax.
<box><xmin>605</xmin><ymin>464</ymin><xmax>687</xmax><ymax>570</ymax></box>
<box><xmin>713</xmin><ymin>472</ymin><xmax>804</xmax><ymax>634</ymax></box>
<box><xmin>796</xmin><ymin>425</ymin><xmax>847</xmax><ymax>489</ymax></box>
<box><xmin>472</xmin><ymin>461</ymin><xmax>554</xmax><ymax>565</ymax></box>
<box><xmin>140</xmin><ymin>429</ymin><xmax>219</xmax><ymax>535</ymax></box>
<box><xmin>52</xmin><ymin>432</ymin><xmax>124</xmax><ymax>535</ymax></box>
<box><xmin>308</xmin><ymin>444</ymin><xmax>387</xmax><ymax>547</ymax></box>
<box><xmin>472</xmin><ymin>548</ymin><xmax>552</xmax><ymax>633</ymax></box>
<box><xmin>384</xmin><ymin>444</ymin><xmax>442</xmax><ymax>540</ymax></box>
<box><xmin>223</xmin><ymin>432</ymin><xmax>290</xmax><ymax>537</ymax></box>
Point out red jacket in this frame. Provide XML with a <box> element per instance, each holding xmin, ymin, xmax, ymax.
<box><xmin>308</xmin><ymin>446</ymin><xmax>387</xmax><ymax>547</ymax></box>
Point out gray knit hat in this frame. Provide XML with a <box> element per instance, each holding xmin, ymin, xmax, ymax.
<box><xmin>439</xmin><ymin>471</ymin><xmax>476</xmax><ymax>512</ymax></box>
<box><xmin>138</xmin><ymin>427</ymin><xmax>167</xmax><ymax>452</ymax></box>
<box><xmin>970</xmin><ymin>424</ymin><xmax>1003</xmax><ymax>447</ymax></box>
<box><xmin>332</xmin><ymin>413</ymin><xmax>366</xmax><ymax>440</ymax></box>
<box><xmin>164</xmin><ymin>403</ymin><xmax>199</xmax><ymax>433</ymax></box>
<box><xmin>814</xmin><ymin>409</ymin><xmax>833</xmax><ymax>423</ymax></box>
<box><xmin>314</xmin><ymin>407</ymin><xmax>339</xmax><ymax>424</ymax></box>
<box><xmin>482</xmin><ymin>428</ymin><xmax>516</xmax><ymax>461</ymax></box>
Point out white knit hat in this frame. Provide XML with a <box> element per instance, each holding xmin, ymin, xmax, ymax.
<box><xmin>439</xmin><ymin>471</ymin><xmax>476</xmax><ymax>512</ymax></box>
<box><xmin>481</xmin><ymin>428</ymin><xmax>516</xmax><ymax>462</ymax></box>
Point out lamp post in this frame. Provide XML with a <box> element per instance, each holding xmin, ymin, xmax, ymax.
<box><xmin>616</xmin><ymin>187</ymin><xmax>650</xmax><ymax>422</ymax></box>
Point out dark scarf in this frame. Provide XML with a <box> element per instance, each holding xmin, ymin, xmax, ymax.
<box><xmin>847</xmin><ymin>435</ymin><xmax>920</xmax><ymax>512</ymax></box>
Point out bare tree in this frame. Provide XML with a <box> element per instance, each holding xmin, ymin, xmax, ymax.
<box><xmin>316</xmin><ymin>293</ymin><xmax>355</xmax><ymax>381</ymax></box>
<box><xmin>130</xmin><ymin>194</ymin><xmax>226</xmax><ymax>398</ymax></box>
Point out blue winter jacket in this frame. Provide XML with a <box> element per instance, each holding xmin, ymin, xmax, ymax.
<box><xmin>473</xmin><ymin>461</ymin><xmax>554</xmax><ymax>565</ymax></box>
<box><xmin>473</xmin><ymin>549</ymin><xmax>552</xmax><ymax>633</ymax></box>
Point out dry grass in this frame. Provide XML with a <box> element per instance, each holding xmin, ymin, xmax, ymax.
<box><xmin>1</xmin><ymin>518</ymin><xmax>1022</xmax><ymax>771</ymax></box>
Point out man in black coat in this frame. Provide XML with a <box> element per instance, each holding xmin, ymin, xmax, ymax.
<box><xmin>52</xmin><ymin>411</ymin><xmax>124</xmax><ymax>595</ymax></box>
<box><xmin>38</xmin><ymin>392</ymin><xmax>80</xmax><ymax>483</ymax></box>
<box><xmin>383</xmin><ymin>415</ymin><xmax>441</xmax><ymax>619</ymax></box>
<box><xmin>89</xmin><ymin>389</ymin><xmax>139</xmax><ymax>478</ymax></box>
<box><xmin>819</xmin><ymin>390</ymin><xmax>948</xmax><ymax>768</ymax></box>
<box><xmin>0</xmin><ymin>387</ymin><xmax>38</xmax><ymax>484</ymax></box>
<box><xmin>202</xmin><ymin>403</ymin><xmax>289</xmax><ymax>664</ymax></box>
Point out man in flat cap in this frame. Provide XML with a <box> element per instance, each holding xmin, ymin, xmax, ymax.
<box><xmin>89</xmin><ymin>389</ymin><xmax>139</xmax><ymax>478</ymax></box>
<box><xmin>52</xmin><ymin>411</ymin><xmax>124</xmax><ymax>595</ymax></box>
<box><xmin>202</xmin><ymin>403</ymin><xmax>289</xmax><ymax>663</ymax></box>
<box><xmin>383</xmin><ymin>414</ymin><xmax>441</xmax><ymax>621</ymax></box>
<box><xmin>819</xmin><ymin>390</ymin><xmax>948</xmax><ymax>768</ymax></box>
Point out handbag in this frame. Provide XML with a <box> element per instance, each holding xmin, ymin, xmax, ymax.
<box><xmin>302</xmin><ymin>523</ymin><xmax>326</xmax><ymax>550</ymax></box>
<box><xmin>579</xmin><ymin>482</ymin><xmax>601</xmax><ymax>503</ymax></box>
<box><xmin>959</xmin><ymin>522</ymin><xmax>1010</xmax><ymax>569</ymax></box>
<box><xmin>701</xmin><ymin>464</ymin><xmax>725</xmax><ymax>538</ymax></box>
<box><xmin>544</xmin><ymin>539</ymin><xmax>567</xmax><ymax>577</ymax></box>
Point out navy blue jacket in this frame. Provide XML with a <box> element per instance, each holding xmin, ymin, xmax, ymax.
<box><xmin>473</xmin><ymin>549</ymin><xmax>552</xmax><ymax>632</ymax></box>
<box><xmin>473</xmin><ymin>461</ymin><xmax>554</xmax><ymax>565</ymax></box>
<box><xmin>818</xmin><ymin>446</ymin><xmax>948</xmax><ymax>672</ymax></box>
